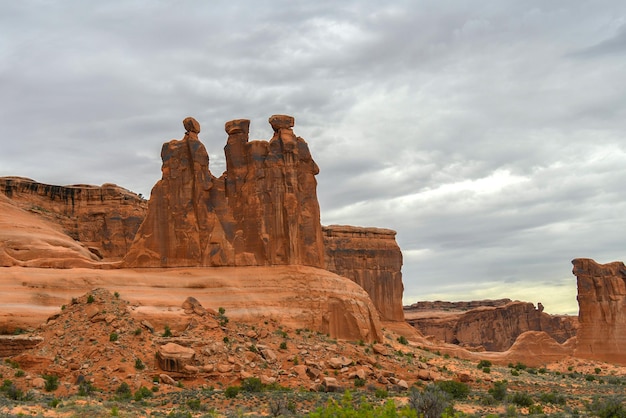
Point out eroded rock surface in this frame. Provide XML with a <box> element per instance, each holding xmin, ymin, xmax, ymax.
<box><xmin>405</xmin><ymin>300</ymin><xmax>577</xmax><ymax>352</ymax></box>
<box><xmin>572</xmin><ymin>258</ymin><xmax>626</xmax><ymax>364</ymax></box>
<box><xmin>323</xmin><ymin>225</ymin><xmax>404</xmax><ymax>321</ymax></box>
<box><xmin>124</xmin><ymin>115</ymin><xmax>324</xmax><ymax>268</ymax></box>
<box><xmin>0</xmin><ymin>177</ymin><xmax>146</xmax><ymax>260</ymax></box>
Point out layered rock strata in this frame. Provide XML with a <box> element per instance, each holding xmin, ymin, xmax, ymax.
<box><xmin>0</xmin><ymin>177</ymin><xmax>146</xmax><ymax>260</ymax></box>
<box><xmin>572</xmin><ymin>258</ymin><xmax>626</xmax><ymax>364</ymax></box>
<box><xmin>323</xmin><ymin>225</ymin><xmax>404</xmax><ymax>321</ymax></box>
<box><xmin>405</xmin><ymin>300</ymin><xmax>577</xmax><ymax>352</ymax></box>
<box><xmin>124</xmin><ymin>116</ymin><xmax>324</xmax><ymax>268</ymax></box>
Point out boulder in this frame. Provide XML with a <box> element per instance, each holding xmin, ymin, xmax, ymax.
<box><xmin>156</xmin><ymin>343</ymin><xmax>196</xmax><ymax>372</ymax></box>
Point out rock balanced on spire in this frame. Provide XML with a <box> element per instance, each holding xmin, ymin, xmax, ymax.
<box><xmin>124</xmin><ymin>115</ymin><xmax>324</xmax><ymax>268</ymax></box>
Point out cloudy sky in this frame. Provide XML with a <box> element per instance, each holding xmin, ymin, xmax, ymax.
<box><xmin>2</xmin><ymin>1</ymin><xmax>625</xmax><ymax>314</ymax></box>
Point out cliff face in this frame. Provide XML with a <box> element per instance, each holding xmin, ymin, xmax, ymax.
<box><xmin>405</xmin><ymin>300</ymin><xmax>577</xmax><ymax>352</ymax></box>
<box><xmin>572</xmin><ymin>258</ymin><xmax>626</xmax><ymax>364</ymax></box>
<box><xmin>124</xmin><ymin>115</ymin><xmax>324</xmax><ymax>268</ymax></box>
<box><xmin>0</xmin><ymin>177</ymin><xmax>146</xmax><ymax>260</ymax></box>
<box><xmin>323</xmin><ymin>225</ymin><xmax>404</xmax><ymax>321</ymax></box>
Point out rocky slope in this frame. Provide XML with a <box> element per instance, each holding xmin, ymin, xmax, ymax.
<box><xmin>404</xmin><ymin>300</ymin><xmax>577</xmax><ymax>352</ymax></box>
<box><xmin>572</xmin><ymin>258</ymin><xmax>626</xmax><ymax>365</ymax></box>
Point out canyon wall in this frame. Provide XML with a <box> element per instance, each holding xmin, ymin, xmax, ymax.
<box><xmin>0</xmin><ymin>177</ymin><xmax>146</xmax><ymax>260</ymax></box>
<box><xmin>405</xmin><ymin>300</ymin><xmax>577</xmax><ymax>352</ymax></box>
<box><xmin>572</xmin><ymin>258</ymin><xmax>626</xmax><ymax>364</ymax></box>
<box><xmin>323</xmin><ymin>225</ymin><xmax>404</xmax><ymax>321</ymax></box>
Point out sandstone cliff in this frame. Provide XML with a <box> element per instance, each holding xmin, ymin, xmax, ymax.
<box><xmin>572</xmin><ymin>258</ymin><xmax>626</xmax><ymax>365</ymax></box>
<box><xmin>405</xmin><ymin>300</ymin><xmax>577</xmax><ymax>352</ymax></box>
<box><xmin>323</xmin><ymin>225</ymin><xmax>404</xmax><ymax>321</ymax></box>
<box><xmin>0</xmin><ymin>176</ymin><xmax>146</xmax><ymax>260</ymax></box>
<box><xmin>124</xmin><ymin>116</ymin><xmax>324</xmax><ymax>268</ymax></box>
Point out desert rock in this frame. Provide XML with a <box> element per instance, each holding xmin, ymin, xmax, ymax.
<box><xmin>323</xmin><ymin>225</ymin><xmax>404</xmax><ymax>321</ymax></box>
<box><xmin>572</xmin><ymin>258</ymin><xmax>626</xmax><ymax>364</ymax></box>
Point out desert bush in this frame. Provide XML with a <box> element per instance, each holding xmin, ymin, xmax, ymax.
<box><xmin>162</xmin><ymin>325</ymin><xmax>172</xmax><ymax>337</ymax></box>
<box><xmin>397</xmin><ymin>335</ymin><xmax>409</xmax><ymax>345</ymax></box>
<box><xmin>477</xmin><ymin>360</ymin><xmax>492</xmax><ymax>369</ymax></box>
<box><xmin>109</xmin><ymin>332</ymin><xmax>118</xmax><ymax>342</ymax></box>
<box><xmin>43</xmin><ymin>374</ymin><xmax>59</xmax><ymax>392</ymax></box>
<box><xmin>186</xmin><ymin>398</ymin><xmax>203</xmax><ymax>411</ymax></box>
<box><xmin>133</xmin><ymin>385</ymin><xmax>153</xmax><ymax>401</ymax></box>
<box><xmin>408</xmin><ymin>385</ymin><xmax>452</xmax><ymax>418</ymax></box>
<box><xmin>539</xmin><ymin>391</ymin><xmax>567</xmax><ymax>405</ymax></box>
<box><xmin>435</xmin><ymin>380</ymin><xmax>469</xmax><ymax>399</ymax></box>
<box><xmin>115</xmin><ymin>382</ymin><xmax>132</xmax><ymax>400</ymax></box>
<box><xmin>353</xmin><ymin>377</ymin><xmax>366</xmax><ymax>388</ymax></box>
<box><xmin>224</xmin><ymin>385</ymin><xmax>240</xmax><ymax>398</ymax></box>
<box><xmin>587</xmin><ymin>395</ymin><xmax>626</xmax><ymax>418</ymax></box>
<box><xmin>241</xmin><ymin>377</ymin><xmax>263</xmax><ymax>392</ymax></box>
<box><xmin>488</xmin><ymin>380</ymin><xmax>507</xmax><ymax>401</ymax></box>
<box><xmin>134</xmin><ymin>358</ymin><xmax>145</xmax><ymax>370</ymax></box>
<box><xmin>78</xmin><ymin>381</ymin><xmax>95</xmax><ymax>396</ymax></box>
<box><xmin>509</xmin><ymin>391</ymin><xmax>534</xmax><ymax>407</ymax></box>
<box><xmin>279</xmin><ymin>341</ymin><xmax>287</xmax><ymax>350</ymax></box>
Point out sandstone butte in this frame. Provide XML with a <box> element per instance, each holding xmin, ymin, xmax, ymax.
<box><xmin>0</xmin><ymin>115</ymin><xmax>405</xmax><ymax>345</ymax></box>
<box><xmin>572</xmin><ymin>258</ymin><xmax>626</xmax><ymax>364</ymax></box>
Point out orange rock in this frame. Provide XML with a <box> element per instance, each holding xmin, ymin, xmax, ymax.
<box><xmin>405</xmin><ymin>300</ymin><xmax>578</xmax><ymax>352</ymax></box>
<box><xmin>572</xmin><ymin>258</ymin><xmax>626</xmax><ymax>365</ymax></box>
<box><xmin>124</xmin><ymin>115</ymin><xmax>324</xmax><ymax>268</ymax></box>
<box><xmin>323</xmin><ymin>225</ymin><xmax>404</xmax><ymax>321</ymax></box>
<box><xmin>0</xmin><ymin>177</ymin><xmax>146</xmax><ymax>260</ymax></box>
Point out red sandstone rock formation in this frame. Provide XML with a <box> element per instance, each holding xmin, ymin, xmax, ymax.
<box><xmin>405</xmin><ymin>300</ymin><xmax>577</xmax><ymax>352</ymax></box>
<box><xmin>0</xmin><ymin>177</ymin><xmax>146</xmax><ymax>260</ymax></box>
<box><xmin>572</xmin><ymin>258</ymin><xmax>626</xmax><ymax>365</ymax></box>
<box><xmin>124</xmin><ymin>115</ymin><xmax>324</xmax><ymax>268</ymax></box>
<box><xmin>323</xmin><ymin>225</ymin><xmax>404</xmax><ymax>321</ymax></box>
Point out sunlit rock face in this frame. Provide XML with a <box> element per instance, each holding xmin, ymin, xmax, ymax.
<box><xmin>572</xmin><ymin>258</ymin><xmax>626</xmax><ymax>365</ymax></box>
<box><xmin>323</xmin><ymin>225</ymin><xmax>404</xmax><ymax>321</ymax></box>
<box><xmin>124</xmin><ymin>115</ymin><xmax>325</xmax><ymax>268</ymax></box>
<box><xmin>0</xmin><ymin>177</ymin><xmax>146</xmax><ymax>261</ymax></box>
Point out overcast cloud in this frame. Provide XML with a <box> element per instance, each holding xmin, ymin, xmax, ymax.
<box><xmin>2</xmin><ymin>1</ymin><xmax>625</xmax><ymax>314</ymax></box>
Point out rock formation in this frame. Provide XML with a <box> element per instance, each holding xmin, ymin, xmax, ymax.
<box><xmin>0</xmin><ymin>265</ymin><xmax>382</xmax><ymax>342</ymax></box>
<box><xmin>572</xmin><ymin>258</ymin><xmax>626</xmax><ymax>364</ymax></box>
<box><xmin>0</xmin><ymin>177</ymin><xmax>146</xmax><ymax>260</ymax></box>
<box><xmin>405</xmin><ymin>300</ymin><xmax>577</xmax><ymax>352</ymax></box>
<box><xmin>0</xmin><ymin>194</ymin><xmax>101</xmax><ymax>268</ymax></box>
<box><xmin>124</xmin><ymin>115</ymin><xmax>324</xmax><ymax>268</ymax></box>
<box><xmin>323</xmin><ymin>225</ymin><xmax>404</xmax><ymax>321</ymax></box>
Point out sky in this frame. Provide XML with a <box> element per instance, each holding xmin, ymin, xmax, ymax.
<box><xmin>2</xmin><ymin>1</ymin><xmax>625</xmax><ymax>315</ymax></box>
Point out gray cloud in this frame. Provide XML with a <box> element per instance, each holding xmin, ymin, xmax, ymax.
<box><xmin>2</xmin><ymin>1</ymin><xmax>626</xmax><ymax>314</ymax></box>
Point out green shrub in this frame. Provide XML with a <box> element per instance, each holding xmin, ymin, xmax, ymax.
<box><xmin>241</xmin><ymin>377</ymin><xmax>263</xmax><ymax>392</ymax></box>
<box><xmin>375</xmin><ymin>388</ymin><xmax>388</xmax><ymax>399</ymax></box>
<box><xmin>186</xmin><ymin>398</ymin><xmax>203</xmax><ymax>411</ymax></box>
<box><xmin>43</xmin><ymin>374</ymin><xmax>59</xmax><ymax>392</ymax></box>
<box><xmin>587</xmin><ymin>395</ymin><xmax>626</xmax><ymax>418</ymax></box>
<box><xmin>539</xmin><ymin>391</ymin><xmax>566</xmax><ymax>405</ymax></box>
<box><xmin>224</xmin><ymin>385</ymin><xmax>240</xmax><ymax>398</ymax></box>
<box><xmin>279</xmin><ymin>341</ymin><xmax>287</xmax><ymax>350</ymax></box>
<box><xmin>408</xmin><ymin>385</ymin><xmax>451</xmax><ymax>418</ymax></box>
<box><xmin>134</xmin><ymin>385</ymin><xmax>153</xmax><ymax>401</ymax></box>
<box><xmin>488</xmin><ymin>380</ymin><xmax>508</xmax><ymax>401</ymax></box>
<box><xmin>477</xmin><ymin>360</ymin><xmax>492</xmax><ymax>369</ymax></box>
<box><xmin>510</xmin><ymin>369</ymin><xmax>520</xmax><ymax>376</ymax></box>
<box><xmin>14</xmin><ymin>369</ymin><xmax>24</xmax><ymax>377</ymax></box>
<box><xmin>109</xmin><ymin>332</ymin><xmax>118</xmax><ymax>342</ymax></box>
<box><xmin>509</xmin><ymin>391</ymin><xmax>534</xmax><ymax>407</ymax></box>
<box><xmin>162</xmin><ymin>325</ymin><xmax>172</xmax><ymax>337</ymax></box>
<box><xmin>482</xmin><ymin>367</ymin><xmax>491</xmax><ymax>373</ymax></box>
<box><xmin>397</xmin><ymin>335</ymin><xmax>409</xmax><ymax>345</ymax></box>
<box><xmin>115</xmin><ymin>382</ymin><xmax>132</xmax><ymax>400</ymax></box>
<box><xmin>435</xmin><ymin>380</ymin><xmax>469</xmax><ymax>399</ymax></box>
<box><xmin>87</xmin><ymin>294</ymin><xmax>95</xmax><ymax>303</ymax></box>
<box><xmin>134</xmin><ymin>358</ymin><xmax>145</xmax><ymax>370</ymax></box>
<box><xmin>78</xmin><ymin>381</ymin><xmax>95</xmax><ymax>396</ymax></box>
<box><xmin>353</xmin><ymin>377</ymin><xmax>366</xmax><ymax>387</ymax></box>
